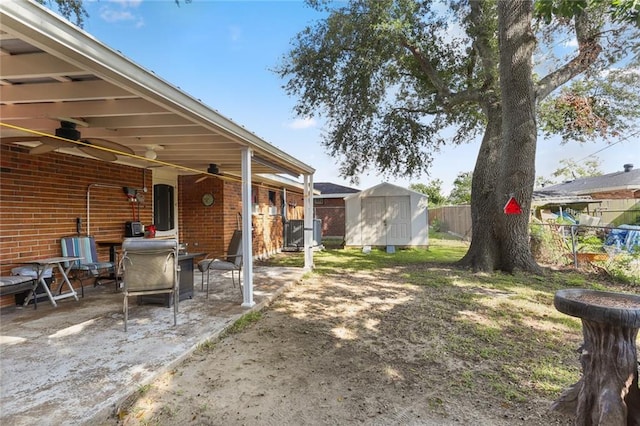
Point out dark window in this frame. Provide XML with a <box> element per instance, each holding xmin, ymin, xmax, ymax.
<box><xmin>268</xmin><ymin>190</ymin><xmax>276</xmax><ymax>206</ymax></box>
<box><xmin>154</xmin><ymin>184</ymin><xmax>174</xmax><ymax>231</ymax></box>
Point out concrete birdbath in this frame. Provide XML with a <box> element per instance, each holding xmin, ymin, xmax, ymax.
<box><xmin>552</xmin><ymin>289</ymin><xmax>640</xmax><ymax>425</ymax></box>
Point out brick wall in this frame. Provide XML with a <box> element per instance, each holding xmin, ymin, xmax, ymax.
<box><xmin>0</xmin><ymin>144</ymin><xmax>151</xmax><ymax>307</ymax></box>
<box><xmin>314</xmin><ymin>198</ymin><xmax>346</xmax><ymax>238</ymax></box>
<box><xmin>179</xmin><ymin>179</ymin><xmax>303</xmax><ymax>258</ymax></box>
<box><xmin>178</xmin><ymin>176</ymin><xmax>226</xmax><ymax>257</ymax></box>
<box><xmin>1</xmin><ymin>144</ymin><xmax>306</xmax><ymax>308</ymax></box>
<box><xmin>251</xmin><ymin>185</ymin><xmax>284</xmax><ymax>258</ymax></box>
<box><xmin>284</xmin><ymin>192</ymin><xmax>305</xmax><ymax>220</ymax></box>
<box><xmin>591</xmin><ymin>189</ymin><xmax>640</xmax><ymax>199</ymax></box>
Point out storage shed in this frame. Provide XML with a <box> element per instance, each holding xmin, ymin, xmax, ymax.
<box><xmin>344</xmin><ymin>183</ymin><xmax>428</xmax><ymax>248</ymax></box>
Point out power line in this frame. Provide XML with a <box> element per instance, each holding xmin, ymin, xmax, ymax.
<box><xmin>575</xmin><ymin>129</ymin><xmax>640</xmax><ymax>163</ymax></box>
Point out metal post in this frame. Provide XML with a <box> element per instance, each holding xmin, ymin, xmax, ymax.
<box><xmin>570</xmin><ymin>225</ymin><xmax>578</xmax><ymax>268</ymax></box>
<box><xmin>241</xmin><ymin>147</ymin><xmax>255</xmax><ymax>307</ymax></box>
<box><xmin>303</xmin><ymin>173</ymin><xmax>314</xmax><ymax>270</ymax></box>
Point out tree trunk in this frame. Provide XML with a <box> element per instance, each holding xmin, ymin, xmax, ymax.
<box><xmin>495</xmin><ymin>0</ymin><xmax>540</xmax><ymax>273</ymax></box>
<box><xmin>457</xmin><ymin>102</ymin><xmax>502</xmax><ymax>272</ymax></box>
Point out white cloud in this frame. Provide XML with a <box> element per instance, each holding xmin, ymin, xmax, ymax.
<box><xmin>563</xmin><ymin>37</ymin><xmax>578</xmax><ymax>48</ymax></box>
<box><xmin>287</xmin><ymin>117</ymin><xmax>317</xmax><ymax>129</ymax></box>
<box><xmin>111</xmin><ymin>0</ymin><xmax>143</xmax><ymax>7</ymax></box>
<box><xmin>99</xmin><ymin>0</ymin><xmax>143</xmax><ymax>25</ymax></box>
<box><xmin>100</xmin><ymin>9</ymin><xmax>135</xmax><ymax>23</ymax></box>
<box><xmin>228</xmin><ymin>25</ymin><xmax>242</xmax><ymax>42</ymax></box>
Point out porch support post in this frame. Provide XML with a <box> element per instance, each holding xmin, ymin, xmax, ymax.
<box><xmin>241</xmin><ymin>147</ymin><xmax>255</xmax><ymax>307</ymax></box>
<box><xmin>303</xmin><ymin>173</ymin><xmax>314</xmax><ymax>271</ymax></box>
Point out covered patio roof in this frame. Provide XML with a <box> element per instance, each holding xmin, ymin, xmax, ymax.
<box><xmin>0</xmin><ymin>1</ymin><xmax>315</xmax><ymax>180</ymax></box>
<box><xmin>0</xmin><ymin>1</ymin><xmax>317</xmax><ymax>307</ymax></box>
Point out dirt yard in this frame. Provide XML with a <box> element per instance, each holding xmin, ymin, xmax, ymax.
<box><xmin>116</xmin><ymin>264</ymin><xmax>577</xmax><ymax>425</ymax></box>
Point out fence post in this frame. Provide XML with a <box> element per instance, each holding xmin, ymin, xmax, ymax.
<box><xmin>570</xmin><ymin>225</ymin><xmax>578</xmax><ymax>268</ymax></box>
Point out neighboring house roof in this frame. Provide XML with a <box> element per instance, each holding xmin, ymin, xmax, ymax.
<box><xmin>257</xmin><ymin>174</ymin><xmax>320</xmax><ymax>194</ymax></box>
<box><xmin>314</xmin><ymin>182</ymin><xmax>360</xmax><ymax>199</ymax></box>
<box><xmin>531</xmin><ymin>191</ymin><xmax>599</xmax><ymax>209</ymax></box>
<box><xmin>537</xmin><ymin>166</ymin><xmax>640</xmax><ymax>196</ymax></box>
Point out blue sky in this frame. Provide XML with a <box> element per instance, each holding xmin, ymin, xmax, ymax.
<box><xmin>74</xmin><ymin>0</ymin><xmax>638</xmax><ymax>194</ymax></box>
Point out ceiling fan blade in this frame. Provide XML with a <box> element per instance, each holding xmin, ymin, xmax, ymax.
<box><xmin>3</xmin><ymin>136</ymin><xmax>77</xmax><ymax>153</ymax></box>
<box><xmin>194</xmin><ymin>173</ymin><xmax>237</xmax><ymax>183</ymax></box>
<box><xmin>83</xmin><ymin>138</ymin><xmax>135</xmax><ymax>155</ymax></box>
<box><xmin>0</xmin><ymin>136</ymin><xmax>43</xmax><ymax>144</ymax></box>
<box><xmin>217</xmin><ymin>173</ymin><xmax>239</xmax><ymax>182</ymax></box>
<box><xmin>29</xmin><ymin>143</ymin><xmax>59</xmax><ymax>154</ymax></box>
<box><xmin>78</xmin><ymin>145</ymin><xmax>118</xmax><ymax>162</ymax></box>
<box><xmin>30</xmin><ymin>136</ymin><xmax>78</xmax><ymax>153</ymax></box>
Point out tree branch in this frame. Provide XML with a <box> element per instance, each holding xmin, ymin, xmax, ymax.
<box><xmin>400</xmin><ymin>40</ymin><xmax>481</xmax><ymax>107</ymax></box>
<box><xmin>400</xmin><ymin>40</ymin><xmax>451</xmax><ymax>99</ymax></box>
<box><xmin>469</xmin><ymin>1</ymin><xmax>499</xmax><ymax>92</ymax></box>
<box><xmin>448</xmin><ymin>89</ymin><xmax>483</xmax><ymax>105</ymax></box>
<box><xmin>535</xmin><ymin>11</ymin><xmax>603</xmax><ymax>101</ymax></box>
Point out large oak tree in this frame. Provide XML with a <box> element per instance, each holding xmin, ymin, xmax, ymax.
<box><xmin>45</xmin><ymin>0</ymin><xmax>638</xmax><ymax>273</ymax></box>
<box><xmin>277</xmin><ymin>0</ymin><xmax>638</xmax><ymax>273</ymax></box>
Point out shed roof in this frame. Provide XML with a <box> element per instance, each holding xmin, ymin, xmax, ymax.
<box><xmin>344</xmin><ymin>182</ymin><xmax>426</xmax><ymax>200</ymax></box>
<box><xmin>0</xmin><ymin>1</ymin><xmax>314</xmax><ymax>181</ymax></box>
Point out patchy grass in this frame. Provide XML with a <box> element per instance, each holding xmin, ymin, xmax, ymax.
<box><xmin>195</xmin><ymin>339</ymin><xmax>216</xmax><ymax>353</ymax></box>
<box><xmin>306</xmin><ymin>238</ymin><xmax>627</xmax><ymax>405</ymax></box>
<box><xmin>321</xmin><ymin>237</ymin><xmax>344</xmax><ymax>249</ymax></box>
<box><xmin>221</xmin><ymin>311</ymin><xmax>262</xmax><ymax>337</ymax></box>
<box><xmin>136</xmin><ymin>383</ymin><xmax>153</xmax><ymax>396</ymax></box>
<box><xmin>259</xmin><ymin>238</ymin><xmax>622</xmax><ymax>407</ymax></box>
<box><xmin>120</xmin><ymin>235</ymin><xmax>638</xmax><ymax>425</ymax></box>
<box><xmin>259</xmin><ymin>237</ymin><xmax>469</xmax><ymax>272</ymax></box>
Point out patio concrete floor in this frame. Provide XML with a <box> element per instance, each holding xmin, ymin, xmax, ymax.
<box><xmin>0</xmin><ymin>266</ymin><xmax>304</xmax><ymax>425</ymax></box>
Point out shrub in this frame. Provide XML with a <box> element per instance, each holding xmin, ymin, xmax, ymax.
<box><xmin>530</xmin><ymin>223</ymin><xmax>569</xmax><ymax>265</ymax></box>
<box><xmin>602</xmin><ymin>251</ymin><xmax>640</xmax><ymax>285</ymax></box>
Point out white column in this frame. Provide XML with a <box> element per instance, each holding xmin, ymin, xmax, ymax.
<box><xmin>241</xmin><ymin>147</ymin><xmax>255</xmax><ymax>307</ymax></box>
<box><xmin>303</xmin><ymin>173</ymin><xmax>314</xmax><ymax>270</ymax></box>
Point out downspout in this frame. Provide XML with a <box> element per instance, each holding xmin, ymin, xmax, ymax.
<box><xmin>282</xmin><ymin>188</ymin><xmax>288</xmax><ymax>221</ymax></box>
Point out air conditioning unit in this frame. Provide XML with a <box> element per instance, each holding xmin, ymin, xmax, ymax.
<box><xmin>269</xmin><ymin>206</ymin><xmax>278</xmax><ymax>216</ymax></box>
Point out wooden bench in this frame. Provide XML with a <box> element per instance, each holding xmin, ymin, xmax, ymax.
<box><xmin>0</xmin><ymin>275</ymin><xmax>38</xmax><ymax>308</ymax></box>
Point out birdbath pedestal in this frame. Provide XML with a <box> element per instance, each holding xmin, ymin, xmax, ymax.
<box><xmin>552</xmin><ymin>289</ymin><xmax>640</xmax><ymax>425</ymax></box>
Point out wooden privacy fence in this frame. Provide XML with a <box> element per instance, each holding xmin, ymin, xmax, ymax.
<box><xmin>429</xmin><ymin>205</ymin><xmax>472</xmax><ymax>240</ymax></box>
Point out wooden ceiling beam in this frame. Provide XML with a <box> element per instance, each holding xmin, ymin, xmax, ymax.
<box><xmin>1</xmin><ymin>52</ymin><xmax>85</xmax><ymax>79</ymax></box>
<box><xmin>0</xmin><ymin>98</ymin><xmax>167</xmax><ymax>119</ymax></box>
<box><xmin>1</xmin><ymin>80</ymin><xmax>135</xmax><ymax>103</ymax></box>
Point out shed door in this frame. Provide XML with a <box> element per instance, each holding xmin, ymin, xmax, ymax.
<box><xmin>361</xmin><ymin>196</ymin><xmax>411</xmax><ymax>246</ymax></box>
<box><xmin>362</xmin><ymin>197</ymin><xmax>387</xmax><ymax>245</ymax></box>
<box><xmin>386</xmin><ymin>196</ymin><xmax>411</xmax><ymax>245</ymax></box>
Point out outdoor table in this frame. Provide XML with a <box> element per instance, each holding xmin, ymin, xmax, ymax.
<box><xmin>552</xmin><ymin>288</ymin><xmax>640</xmax><ymax>424</ymax></box>
<box><xmin>20</xmin><ymin>256</ymin><xmax>83</xmax><ymax>307</ymax></box>
<box><xmin>96</xmin><ymin>240</ymin><xmax>122</xmax><ymax>264</ymax></box>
